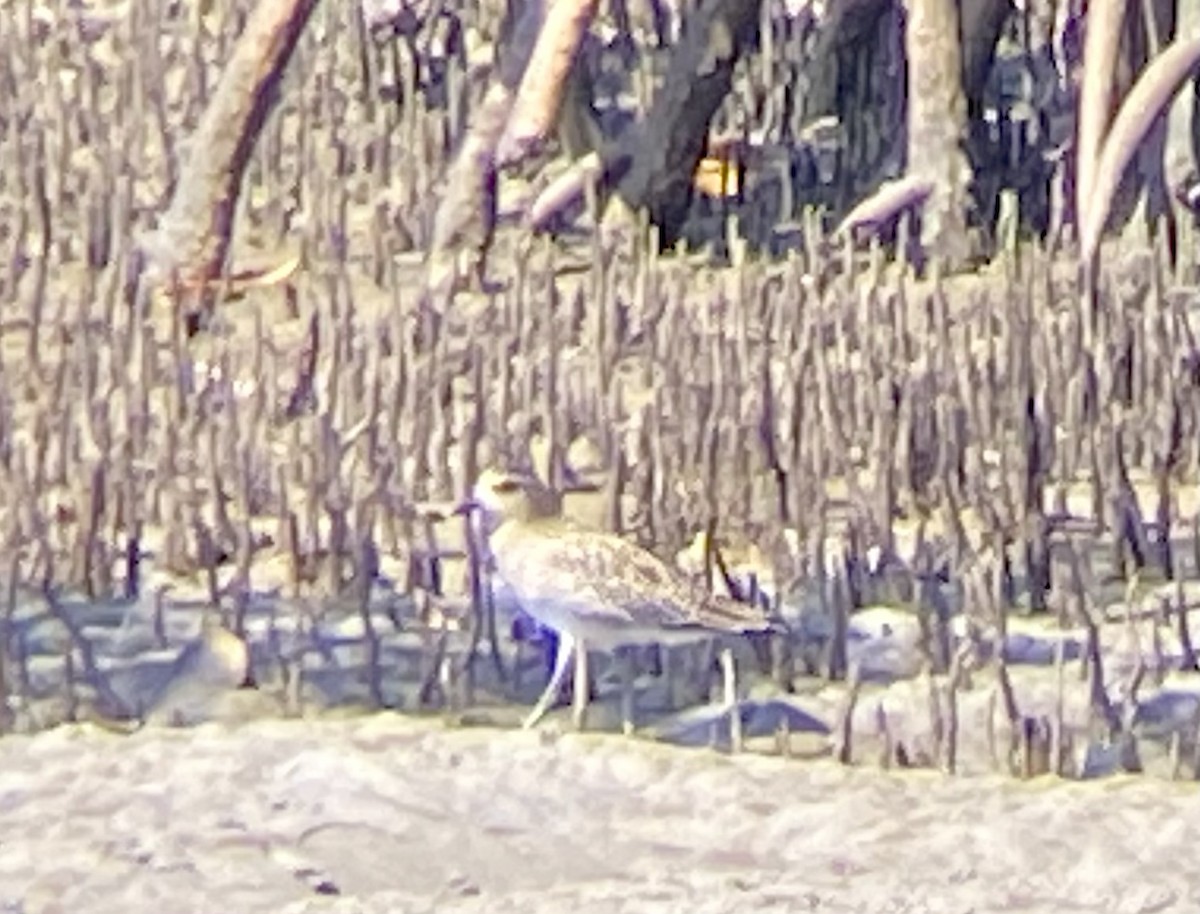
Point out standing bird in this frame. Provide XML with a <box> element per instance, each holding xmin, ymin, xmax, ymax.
<box><xmin>458</xmin><ymin>467</ymin><xmax>781</xmax><ymax>737</ymax></box>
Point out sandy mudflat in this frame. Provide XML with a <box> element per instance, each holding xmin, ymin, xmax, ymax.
<box><xmin>0</xmin><ymin>716</ymin><xmax>1196</xmax><ymax>914</ymax></box>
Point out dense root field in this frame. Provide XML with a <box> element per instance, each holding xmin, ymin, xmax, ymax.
<box><xmin>3</xmin><ymin>0</ymin><xmax>1200</xmax><ymax>783</ymax></box>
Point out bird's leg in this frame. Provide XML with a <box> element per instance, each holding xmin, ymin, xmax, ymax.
<box><xmin>571</xmin><ymin>639</ymin><xmax>589</xmax><ymax>731</ymax></box>
<box><xmin>655</xmin><ymin>645</ymin><xmax>685</xmax><ymax>712</ymax></box>
<box><xmin>657</xmin><ymin>646</ymin><xmax>675</xmax><ymax>710</ymax></box>
<box><xmin>523</xmin><ymin>632</ymin><xmax>575</xmax><ymax>729</ymax></box>
<box><xmin>617</xmin><ymin>647</ymin><xmax>636</xmax><ymax>736</ymax></box>
<box><xmin>720</xmin><ymin>646</ymin><xmax>743</xmax><ymax>754</ymax></box>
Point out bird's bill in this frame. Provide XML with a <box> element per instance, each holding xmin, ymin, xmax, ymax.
<box><xmin>561</xmin><ymin>479</ymin><xmax>604</xmax><ymax>495</ymax></box>
<box><xmin>452</xmin><ymin>498</ymin><xmax>480</xmax><ymax>517</ymax></box>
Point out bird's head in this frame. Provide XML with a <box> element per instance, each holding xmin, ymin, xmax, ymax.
<box><xmin>455</xmin><ymin>466</ymin><xmax>561</xmax><ymax>527</ymax></box>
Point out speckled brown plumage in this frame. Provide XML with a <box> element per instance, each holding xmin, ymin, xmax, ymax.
<box><xmin>462</xmin><ymin>467</ymin><xmax>777</xmax><ymax>730</ymax></box>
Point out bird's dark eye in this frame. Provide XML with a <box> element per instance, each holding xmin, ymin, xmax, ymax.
<box><xmin>494</xmin><ymin>479</ymin><xmax>521</xmax><ymax>493</ymax></box>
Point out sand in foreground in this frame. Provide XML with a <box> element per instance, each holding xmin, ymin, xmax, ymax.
<box><xmin>0</xmin><ymin>716</ymin><xmax>1196</xmax><ymax>914</ymax></box>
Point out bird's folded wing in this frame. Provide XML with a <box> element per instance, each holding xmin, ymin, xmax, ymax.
<box><xmin>500</xmin><ymin>529</ymin><xmax>775</xmax><ymax>633</ymax></box>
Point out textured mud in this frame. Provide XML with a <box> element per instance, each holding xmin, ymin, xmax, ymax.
<box><xmin>2</xmin><ymin>716</ymin><xmax>1197</xmax><ymax>914</ymax></box>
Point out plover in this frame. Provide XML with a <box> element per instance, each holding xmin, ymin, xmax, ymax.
<box><xmin>143</xmin><ymin>618</ymin><xmax>254</xmax><ymax>727</ymax></box>
<box><xmin>458</xmin><ymin>467</ymin><xmax>780</xmax><ymax>735</ymax></box>
<box><xmin>88</xmin><ymin>617</ymin><xmax>256</xmax><ymax>734</ymax></box>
